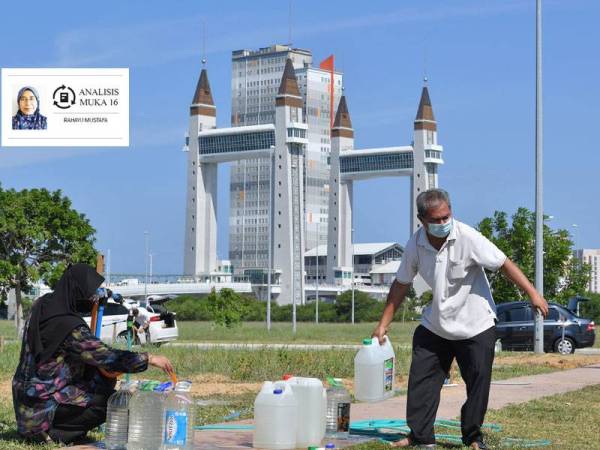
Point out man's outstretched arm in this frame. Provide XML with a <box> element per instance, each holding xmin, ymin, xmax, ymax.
<box><xmin>500</xmin><ymin>258</ymin><xmax>549</xmax><ymax>317</ymax></box>
<box><xmin>372</xmin><ymin>279</ymin><xmax>412</xmax><ymax>343</ymax></box>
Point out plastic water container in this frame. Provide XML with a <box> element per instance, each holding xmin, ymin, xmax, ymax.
<box><xmin>325</xmin><ymin>378</ymin><xmax>351</xmax><ymax>438</ymax></box>
<box><xmin>253</xmin><ymin>381</ymin><xmax>297</xmax><ymax>449</ymax></box>
<box><xmin>163</xmin><ymin>381</ymin><xmax>194</xmax><ymax>450</ymax></box>
<box><xmin>354</xmin><ymin>336</ymin><xmax>396</xmax><ymax>402</ymax></box>
<box><xmin>285</xmin><ymin>377</ymin><xmax>326</xmax><ymax>447</ymax></box>
<box><xmin>127</xmin><ymin>381</ymin><xmax>165</xmax><ymax>450</ymax></box>
<box><xmin>105</xmin><ymin>381</ymin><xmax>136</xmax><ymax>450</ymax></box>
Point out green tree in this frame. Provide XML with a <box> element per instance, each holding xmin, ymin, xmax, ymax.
<box><xmin>0</xmin><ymin>186</ymin><xmax>97</xmax><ymax>334</ymax></box>
<box><xmin>579</xmin><ymin>293</ymin><xmax>600</xmax><ymax>322</ymax></box>
<box><xmin>477</xmin><ymin>208</ymin><xmax>589</xmax><ymax>302</ymax></box>
<box><xmin>335</xmin><ymin>290</ymin><xmax>384</xmax><ymax>322</ymax></box>
<box><xmin>558</xmin><ymin>258</ymin><xmax>592</xmax><ymax>301</ymax></box>
<box><xmin>208</xmin><ymin>288</ymin><xmax>245</xmax><ymax>327</ymax></box>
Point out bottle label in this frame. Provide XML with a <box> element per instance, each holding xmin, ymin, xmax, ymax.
<box><xmin>384</xmin><ymin>357</ymin><xmax>394</xmax><ymax>392</ymax></box>
<box><xmin>164</xmin><ymin>410</ymin><xmax>188</xmax><ymax>445</ymax></box>
<box><xmin>336</xmin><ymin>402</ymin><xmax>350</xmax><ymax>432</ymax></box>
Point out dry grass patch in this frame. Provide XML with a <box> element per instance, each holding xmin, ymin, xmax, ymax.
<box><xmin>494</xmin><ymin>352</ymin><xmax>600</xmax><ymax>370</ymax></box>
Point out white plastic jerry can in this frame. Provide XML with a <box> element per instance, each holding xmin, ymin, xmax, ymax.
<box><xmin>253</xmin><ymin>381</ymin><xmax>298</xmax><ymax>449</ymax></box>
<box><xmin>354</xmin><ymin>336</ymin><xmax>396</xmax><ymax>402</ymax></box>
<box><xmin>285</xmin><ymin>377</ymin><xmax>326</xmax><ymax>447</ymax></box>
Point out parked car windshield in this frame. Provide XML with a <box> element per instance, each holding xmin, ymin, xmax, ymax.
<box><xmin>497</xmin><ymin>304</ymin><xmax>532</xmax><ymax>322</ymax></box>
<box><xmin>104</xmin><ymin>303</ymin><xmax>128</xmax><ymax>316</ymax></box>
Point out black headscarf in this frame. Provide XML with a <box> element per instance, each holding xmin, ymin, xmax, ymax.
<box><xmin>27</xmin><ymin>264</ymin><xmax>104</xmax><ymax>364</ymax></box>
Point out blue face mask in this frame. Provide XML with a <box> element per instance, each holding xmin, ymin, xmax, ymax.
<box><xmin>427</xmin><ymin>218</ymin><xmax>453</xmax><ymax>238</ymax></box>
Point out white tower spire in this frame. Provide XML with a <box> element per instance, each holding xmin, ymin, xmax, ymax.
<box><xmin>183</xmin><ymin>67</ymin><xmax>217</xmax><ymax>278</ymax></box>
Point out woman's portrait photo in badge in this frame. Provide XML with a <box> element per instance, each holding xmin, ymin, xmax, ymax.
<box><xmin>12</xmin><ymin>86</ymin><xmax>47</xmax><ymax>130</ymax></box>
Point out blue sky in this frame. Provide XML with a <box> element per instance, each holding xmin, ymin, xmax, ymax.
<box><xmin>0</xmin><ymin>0</ymin><xmax>598</xmax><ymax>274</ymax></box>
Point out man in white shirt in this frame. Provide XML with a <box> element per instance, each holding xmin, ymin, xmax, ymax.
<box><xmin>131</xmin><ymin>306</ymin><xmax>152</xmax><ymax>344</ymax></box>
<box><xmin>373</xmin><ymin>189</ymin><xmax>548</xmax><ymax>449</ymax></box>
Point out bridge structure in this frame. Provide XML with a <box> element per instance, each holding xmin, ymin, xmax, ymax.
<box><xmin>183</xmin><ymin>59</ymin><xmax>307</xmax><ymax>306</ymax></box>
<box><xmin>183</xmin><ymin>57</ymin><xmax>444</xmax><ymax>304</ymax></box>
<box><xmin>105</xmin><ymin>282</ymin><xmax>387</xmax><ymax>302</ymax></box>
<box><xmin>325</xmin><ymin>86</ymin><xmax>444</xmax><ymax>285</ymax></box>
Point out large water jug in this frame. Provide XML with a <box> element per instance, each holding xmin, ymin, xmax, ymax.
<box><xmin>127</xmin><ymin>381</ymin><xmax>165</xmax><ymax>450</ymax></box>
<box><xmin>253</xmin><ymin>381</ymin><xmax>297</xmax><ymax>449</ymax></box>
<box><xmin>325</xmin><ymin>378</ymin><xmax>351</xmax><ymax>438</ymax></box>
<box><xmin>162</xmin><ymin>381</ymin><xmax>194</xmax><ymax>450</ymax></box>
<box><xmin>286</xmin><ymin>377</ymin><xmax>326</xmax><ymax>447</ymax></box>
<box><xmin>105</xmin><ymin>381</ymin><xmax>136</xmax><ymax>449</ymax></box>
<box><xmin>354</xmin><ymin>336</ymin><xmax>395</xmax><ymax>402</ymax></box>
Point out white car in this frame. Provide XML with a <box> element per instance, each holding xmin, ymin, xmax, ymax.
<box><xmin>82</xmin><ymin>298</ymin><xmax>178</xmax><ymax>346</ymax></box>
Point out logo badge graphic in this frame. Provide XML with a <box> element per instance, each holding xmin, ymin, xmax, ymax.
<box><xmin>53</xmin><ymin>85</ymin><xmax>76</xmax><ymax>109</ymax></box>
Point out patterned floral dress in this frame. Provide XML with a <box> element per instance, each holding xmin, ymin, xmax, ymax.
<box><xmin>12</xmin><ymin>323</ymin><xmax>148</xmax><ymax>438</ymax></box>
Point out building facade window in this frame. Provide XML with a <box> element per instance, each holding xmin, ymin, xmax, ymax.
<box><xmin>198</xmin><ymin>130</ymin><xmax>275</xmax><ymax>155</ymax></box>
<box><xmin>340</xmin><ymin>152</ymin><xmax>414</xmax><ymax>173</ymax></box>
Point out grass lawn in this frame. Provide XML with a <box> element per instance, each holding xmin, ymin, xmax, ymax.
<box><xmin>0</xmin><ymin>319</ymin><xmax>418</xmax><ymax>345</ymax></box>
<box><xmin>175</xmin><ymin>321</ymin><xmax>419</xmax><ymax>345</ymax></box>
<box><xmin>0</xmin><ymin>320</ymin><xmax>17</xmax><ymax>341</ymax></box>
<box><xmin>4</xmin><ymin>318</ymin><xmax>599</xmax><ymax>347</ymax></box>
<box><xmin>0</xmin><ymin>319</ymin><xmax>598</xmax><ymax>449</ymax></box>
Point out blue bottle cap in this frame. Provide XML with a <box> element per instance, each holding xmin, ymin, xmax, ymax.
<box><xmin>273</xmin><ymin>388</ymin><xmax>283</xmax><ymax>394</ymax></box>
<box><xmin>326</xmin><ymin>443</ymin><xmax>335</xmax><ymax>449</ymax></box>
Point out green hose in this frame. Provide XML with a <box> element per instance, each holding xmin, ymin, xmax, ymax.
<box><xmin>349</xmin><ymin>419</ymin><xmax>551</xmax><ymax>448</ymax></box>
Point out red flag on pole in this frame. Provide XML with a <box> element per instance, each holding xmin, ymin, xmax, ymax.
<box><xmin>320</xmin><ymin>55</ymin><xmax>335</xmax><ymax>129</ymax></box>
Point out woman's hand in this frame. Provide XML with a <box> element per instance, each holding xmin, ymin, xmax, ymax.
<box><xmin>148</xmin><ymin>354</ymin><xmax>175</xmax><ymax>376</ymax></box>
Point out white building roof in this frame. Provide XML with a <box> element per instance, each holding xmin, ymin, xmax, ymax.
<box><xmin>370</xmin><ymin>260</ymin><xmax>401</xmax><ymax>274</ymax></box>
<box><xmin>304</xmin><ymin>242</ymin><xmax>400</xmax><ymax>257</ymax></box>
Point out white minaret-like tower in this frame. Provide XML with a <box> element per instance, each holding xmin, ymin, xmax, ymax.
<box><xmin>411</xmin><ymin>82</ymin><xmax>443</xmax><ymax>233</ymax></box>
<box><xmin>183</xmin><ymin>67</ymin><xmax>218</xmax><ymax>278</ymax></box>
<box><xmin>327</xmin><ymin>95</ymin><xmax>354</xmax><ymax>284</ymax></box>
<box><xmin>273</xmin><ymin>58</ymin><xmax>308</xmax><ymax>305</ymax></box>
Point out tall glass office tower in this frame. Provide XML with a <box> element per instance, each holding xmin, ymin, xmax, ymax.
<box><xmin>229</xmin><ymin>44</ymin><xmax>343</xmax><ymax>275</ymax></box>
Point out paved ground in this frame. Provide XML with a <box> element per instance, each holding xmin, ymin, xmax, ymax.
<box><xmin>65</xmin><ymin>363</ymin><xmax>600</xmax><ymax>450</ymax></box>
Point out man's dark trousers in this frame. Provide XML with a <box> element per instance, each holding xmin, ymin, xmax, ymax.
<box><xmin>406</xmin><ymin>325</ymin><xmax>496</xmax><ymax>446</ymax></box>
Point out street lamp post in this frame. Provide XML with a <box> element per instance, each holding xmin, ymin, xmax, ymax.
<box><xmin>533</xmin><ymin>0</ymin><xmax>544</xmax><ymax>354</ymax></box>
<box><xmin>316</xmin><ymin>223</ymin><xmax>319</xmax><ymax>324</ymax></box>
<box><xmin>144</xmin><ymin>231</ymin><xmax>149</xmax><ymax>307</ymax></box>
<box><xmin>351</xmin><ymin>228</ymin><xmax>355</xmax><ymax>325</ymax></box>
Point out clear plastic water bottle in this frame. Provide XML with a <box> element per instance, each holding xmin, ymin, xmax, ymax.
<box><xmin>127</xmin><ymin>380</ymin><xmax>165</xmax><ymax>449</ymax></box>
<box><xmin>325</xmin><ymin>378</ymin><xmax>351</xmax><ymax>439</ymax></box>
<box><xmin>105</xmin><ymin>381</ymin><xmax>136</xmax><ymax>449</ymax></box>
<box><xmin>162</xmin><ymin>381</ymin><xmax>194</xmax><ymax>450</ymax></box>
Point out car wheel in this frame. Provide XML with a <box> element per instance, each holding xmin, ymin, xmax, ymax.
<box><xmin>554</xmin><ymin>337</ymin><xmax>575</xmax><ymax>354</ymax></box>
